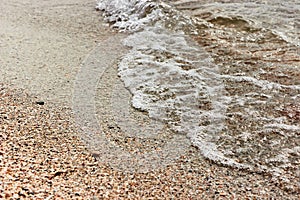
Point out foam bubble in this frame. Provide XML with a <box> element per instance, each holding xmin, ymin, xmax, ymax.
<box><xmin>96</xmin><ymin>0</ymin><xmax>300</xmax><ymax>180</ymax></box>
<box><xmin>97</xmin><ymin>0</ymin><xmax>162</xmax><ymax>31</ymax></box>
<box><xmin>118</xmin><ymin>23</ymin><xmax>249</xmax><ymax>168</ymax></box>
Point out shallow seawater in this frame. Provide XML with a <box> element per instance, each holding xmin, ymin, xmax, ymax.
<box><xmin>97</xmin><ymin>0</ymin><xmax>299</xmax><ymax>181</ymax></box>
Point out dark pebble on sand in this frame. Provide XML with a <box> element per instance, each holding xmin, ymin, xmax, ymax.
<box><xmin>36</xmin><ymin>101</ymin><xmax>45</xmax><ymax>105</ymax></box>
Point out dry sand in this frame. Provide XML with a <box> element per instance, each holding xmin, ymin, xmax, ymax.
<box><xmin>0</xmin><ymin>0</ymin><xmax>299</xmax><ymax>199</ymax></box>
<box><xmin>0</xmin><ymin>0</ymin><xmax>116</xmax><ymax>106</ymax></box>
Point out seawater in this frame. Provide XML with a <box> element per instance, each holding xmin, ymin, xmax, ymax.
<box><xmin>97</xmin><ymin>0</ymin><xmax>299</xmax><ymax>181</ymax></box>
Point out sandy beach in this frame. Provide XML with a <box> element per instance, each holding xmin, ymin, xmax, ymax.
<box><xmin>0</xmin><ymin>0</ymin><xmax>299</xmax><ymax>199</ymax></box>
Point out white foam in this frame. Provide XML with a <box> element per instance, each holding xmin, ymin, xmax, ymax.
<box><xmin>97</xmin><ymin>0</ymin><xmax>300</xmax><ymax>178</ymax></box>
<box><xmin>264</xmin><ymin>123</ymin><xmax>300</xmax><ymax>132</ymax></box>
<box><xmin>221</xmin><ymin>74</ymin><xmax>300</xmax><ymax>91</ymax></box>
<box><xmin>97</xmin><ymin>0</ymin><xmax>162</xmax><ymax>31</ymax></box>
<box><xmin>117</xmin><ymin>23</ymin><xmax>252</xmax><ymax>168</ymax></box>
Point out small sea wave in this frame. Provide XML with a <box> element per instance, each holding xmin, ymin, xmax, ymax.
<box><xmin>97</xmin><ymin>0</ymin><xmax>300</xmax><ymax>182</ymax></box>
<box><xmin>97</xmin><ymin>0</ymin><xmax>162</xmax><ymax>31</ymax></box>
<box><xmin>168</xmin><ymin>0</ymin><xmax>300</xmax><ymax>47</ymax></box>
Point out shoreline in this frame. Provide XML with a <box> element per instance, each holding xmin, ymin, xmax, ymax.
<box><xmin>0</xmin><ymin>0</ymin><xmax>299</xmax><ymax>199</ymax></box>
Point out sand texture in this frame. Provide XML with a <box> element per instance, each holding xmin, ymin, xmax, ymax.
<box><xmin>0</xmin><ymin>0</ymin><xmax>299</xmax><ymax>199</ymax></box>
